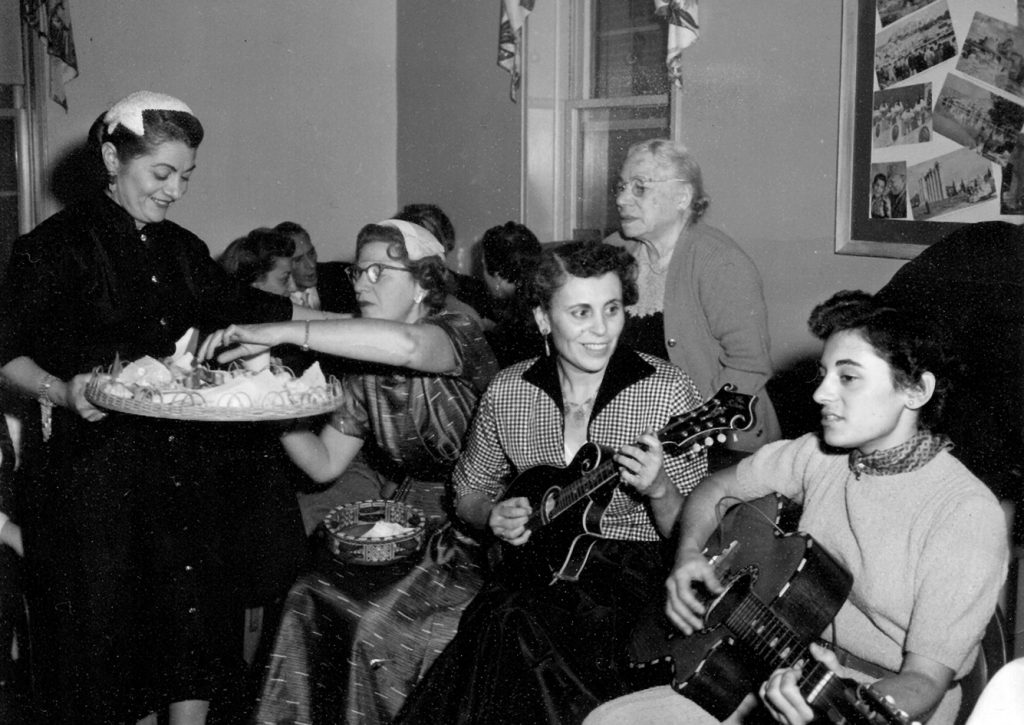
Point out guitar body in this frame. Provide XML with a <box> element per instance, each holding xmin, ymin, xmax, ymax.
<box><xmin>496</xmin><ymin>442</ymin><xmax>614</xmax><ymax>585</ymax></box>
<box><xmin>631</xmin><ymin>495</ymin><xmax>853</xmax><ymax>721</ymax></box>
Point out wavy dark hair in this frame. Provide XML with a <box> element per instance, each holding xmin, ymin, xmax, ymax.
<box><xmin>808</xmin><ymin>289</ymin><xmax>952</xmax><ymax>431</ymax></box>
<box><xmin>273</xmin><ymin>221</ymin><xmax>311</xmax><ymax>244</ymax></box>
<box><xmin>481</xmin><ymin>221</ymin><xmax>542</xmax><ymax>290</ymax></box>
<box><xmin>528</xmin><ymin>241</ymin><xmax>638</xmax><ymax>311</ymax></box>
<box><xmin>355</xmin><ymin>223</ymin><xmax>450</xmax><ymax>311</ymax></box>
<box><xmin>219</xmin><ymin>228</ymin><xmax>295</xmax><ymax>287</ymax></box>
<box><xmin>395</xmin><ymin>203</ymin><xmax>456</xmax><ymax>253</ymax></box>
<box><xmin>83</xmin><ymin>107</ymin><xmax>204</xmax><ymax>191</ymax></box>
<box><xmin>91</xmin><ymin>108</ymin><xmax>204</xmax><ymax>164</ymax></box>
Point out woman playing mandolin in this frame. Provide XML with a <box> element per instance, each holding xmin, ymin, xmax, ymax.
<box><xmin>394</xmin><ymin>241</ymin><xmax>709</xmax><ymax>724</ymax></box>
<box><xmin>587</xmin><ymin>290</ymin><xmax>1009</xmax><ymax>725</ymax></box>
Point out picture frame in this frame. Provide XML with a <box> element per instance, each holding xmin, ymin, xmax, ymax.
<box><xmin>835</xmin><ymin>0</ymin><xmax>1023</xmax><ymax>259</ymax></box>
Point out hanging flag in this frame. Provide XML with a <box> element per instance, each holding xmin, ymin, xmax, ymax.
<box><xmin>20</xmin><ymin>0</ymin><xmax>79</xmax><ymax>110</ymax></box>
<box><xmin>653</xmin><ymin>0</ymin><xmax>699</xmax><ymax>88</ymax></box>
<box><xmin>498</xmin><ymin>0</ymin><xmax>535</xmax><ymax>103</ymax></box>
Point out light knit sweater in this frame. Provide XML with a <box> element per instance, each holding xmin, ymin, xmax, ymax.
<box><xmin>734</xmin><ymin>434</ymin><xmax>1009</xmax><ymax>724</ymax></box>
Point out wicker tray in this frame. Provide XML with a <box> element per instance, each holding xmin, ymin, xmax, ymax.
<box><xmin>324</xmin><ymin>500</ymin><xmax>426</xmax><ymax>566</ymax></box>
<box><xmin>84</xmin><ymin>370</ymin><xmax>344</xmax><ymax>422</ymax></box>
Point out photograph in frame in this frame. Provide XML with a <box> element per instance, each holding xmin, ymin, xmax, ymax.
<box><xmin>835</xmin><ymin>0</ymin><xmax>1024</xmax><ymax>258</ymax></box>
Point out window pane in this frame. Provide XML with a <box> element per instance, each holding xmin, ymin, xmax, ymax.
<box><xmin>592</xmin><ymin>0</ymin><xmax>670</xmax><ymax>98</ymax></box>
<box><xmin>0</xmin><ymin>117</ymin><xmax>16</xmax><ymax>193</ymax></box>
<box><xmin>574</xmin><ymin>105</ymin><xmax>671</xmax><ymax>240</ymax></box>
<box><xmin>0</xmin><ymin>195</ymin><xmax>16</xmax><ymax>270</ymax></box>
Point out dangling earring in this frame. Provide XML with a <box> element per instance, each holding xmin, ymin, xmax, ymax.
<box><xmin>539</xmin><ymin>326</ymin><xmax>551</xmax><ymax>356</ymax></box>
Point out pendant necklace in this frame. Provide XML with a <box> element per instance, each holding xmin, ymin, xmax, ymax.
<box><xmin>563</xmin><ymin>396</ymin><xmax>595</xmax><ymax>423</ymax></box>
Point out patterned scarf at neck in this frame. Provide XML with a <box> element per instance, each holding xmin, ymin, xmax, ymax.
<box><xmin>848</xmin><ymin>431</ymin><xmax>953</xmax><ymax>479</ymax></box>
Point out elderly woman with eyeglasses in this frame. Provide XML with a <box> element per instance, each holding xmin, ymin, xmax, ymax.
<box><xmin>200</xmin><ymin>219</ymin><xmax>498</xmax><ymax>724</ymax></box>
<box><xmin>607</xmin><ymin>139</ymin><xmax>780</xmax><ymax>461</ymax></box>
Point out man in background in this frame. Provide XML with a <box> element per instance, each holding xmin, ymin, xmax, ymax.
<box><xmin>274</xmin><ymin>221</ymin><xmax>357</xmax><ymax>314</ymax></box>
<box><xmin>888</xmin><ymin>173</ymin><xmax>907</xmax><ymax>218</ymax></box>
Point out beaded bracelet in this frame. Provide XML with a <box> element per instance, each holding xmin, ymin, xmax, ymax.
<box><xmin>38</xmin><ymin>373</ymin><xmax>59</xmax><ymax>442</ymax></box>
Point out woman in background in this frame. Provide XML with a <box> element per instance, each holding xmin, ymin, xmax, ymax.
<box><xmin>395</xmin><ymin>203</ymin><xmax>492</xmax><ymax>320</ymax></box>
<box><xmin>608</xmin><ymin>139</ymin><xmax>780</xmax><ymax>462</ymax></box>
<box><xmin>219</xmin><ymin>226</ymin><xmax>298</xmax><ymax>298</ymax></box>
<box><xmin>480</xmin><ymin>220</ymin><xmax>545</xmax><ymax>367</ymax></box>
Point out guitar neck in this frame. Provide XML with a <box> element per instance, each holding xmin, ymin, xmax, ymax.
<box><xmin>798</xmin><ymin>668</ymin><xmax>917</xmax><ymax>725</ymax></box>
<box><xmin>723</xmin><ymin>592</ymin><xmax>812</xmax><ymax>672</ymax></box>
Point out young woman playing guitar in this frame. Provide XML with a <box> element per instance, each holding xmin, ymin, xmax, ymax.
<box><xmin>588</xmin><ymin>290</ymin><xmax>1008</xmax><ymax>725</ymax></box>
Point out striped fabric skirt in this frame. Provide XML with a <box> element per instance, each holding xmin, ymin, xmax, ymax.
<box><xmin>253</xmin><ymin>523</ymin><xmax>484</xmax><ymax>725</ymax></box>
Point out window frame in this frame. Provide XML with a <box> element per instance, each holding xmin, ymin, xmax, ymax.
<box><xmin>522</xmin><ymin>0</ymin><xmax>682</xmax><ymax>242</ymax></box>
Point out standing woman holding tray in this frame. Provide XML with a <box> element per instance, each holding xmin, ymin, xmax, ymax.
<box><xmin>0</xmin><ymin>91</ymin><xmax>326</xmax><ymax>724</ymax></box>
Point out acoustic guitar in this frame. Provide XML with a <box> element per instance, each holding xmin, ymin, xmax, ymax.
<box><xmin>494</xmin><ymin>385</ymin><xmax>755</xmax><ymax>586</ymax></box>
<box><xmin>629</xmin><ymin>494</ymin><xmax>918</xmax><ymax>724</ymax></box>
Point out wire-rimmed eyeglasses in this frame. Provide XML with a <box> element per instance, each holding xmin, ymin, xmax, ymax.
<box><xmin>613</xmin><ymin>177</ymin><xmax>687</xmax><ymax>198</ymax></box>
<box><xmin>346</xmin><ymin>263</ymin><xmax>412</xmax><ymax>285</ymax></box>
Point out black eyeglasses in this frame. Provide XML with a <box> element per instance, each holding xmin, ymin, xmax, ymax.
<box><xmin>613</xmin><ymin>177</ymin><xmax>686</xmax><ymax>198</ymax></box>
<box><xmin>346</xmin><ymin>263</ymin><xmax>412</xmax><ymax>285</ymax></box>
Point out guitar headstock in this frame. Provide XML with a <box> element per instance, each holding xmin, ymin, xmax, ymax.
<box><xmin>849</xmin><ymin>684</ymin><xmax>920</xmax><ymax>725</ymax></box>
<box><xmin>813</xmin><ymin>675</ymin><xmax>921</xmax><ymax>725</ymax></box>
<box><xmin>660</xmin><ymin>384</ymin><xmax>756</xmax><ymax>454</ymax></box>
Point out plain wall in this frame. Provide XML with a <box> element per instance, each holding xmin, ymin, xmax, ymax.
<box><xmin>396</xmin><ymin>0</ymin><xmax>522</xmax><ymax>274</ymax></box>
<box><xmin>676</xmin><ymin>1</ymin><xmax>906</xmax><ymax>368</ymax></box>
<box><xmin>41</xmin><ymin>0</ymin><xmax>397</xmax><ymax>261</ymax></box>
<box><xmin>35</xmin><ymin>1</ymin><xmax>905</xmax><ymax>364</ymax></box>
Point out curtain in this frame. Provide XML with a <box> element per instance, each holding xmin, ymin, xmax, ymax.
<box><xmin>653</xmin><ymin>0</ymin><xmax>699</xmax><ymax>88</ymax></box>
<box><xmin>497</xmin><ymin>1</ymin><xmax>700</xmax><ymax>102</ymax></box>
<box><xmin>497</xmin><ymin>0</ymin><xmax>535</xmax><ymax>103</ymax></box>
<box><xmin>20</xmin><ymin>0</ymin><xmax>79</xmax><ymax>109</ymax></box>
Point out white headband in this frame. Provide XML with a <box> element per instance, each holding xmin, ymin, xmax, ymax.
<box><xmin>104</xmin><ymin>91</ymin><xmax>194</xmax><ymax>136</ymax></box>
<box><xmin>377</xmin><ymin>219</ymin><xmax>445</xmax><ymax>261</ymax></box>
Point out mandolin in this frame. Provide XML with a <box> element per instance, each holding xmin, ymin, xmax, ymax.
<box><xmin>494</xmin><ymin>385</ymin><xmax>755</xmax><ymax>586</ymax></box>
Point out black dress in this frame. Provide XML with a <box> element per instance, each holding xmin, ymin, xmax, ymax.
<box><xmin>0</xmin><ymin>194</ymin><xmax>303</xmax><ymax>723</ymax></box>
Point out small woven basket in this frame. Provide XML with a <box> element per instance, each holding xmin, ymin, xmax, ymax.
<box><xmin>324</xmin><ymin>499</ymin><xmax>426</xmax><ymax>566</ymax></box>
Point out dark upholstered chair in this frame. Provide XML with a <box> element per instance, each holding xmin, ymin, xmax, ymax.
<box><xmin>955</xmin><ymin>608</ymin><xmax>1011</xmax><ymax>725</ymax></box>
<box><xmin>876</xmin><ymin>221</ymin><xmax>1024</xmax><ymax>510</ymax></box>
<box><xmin>876</xmin><ymin>221</ymin><xmax>1024</xmax><ymax>658</ymax></box>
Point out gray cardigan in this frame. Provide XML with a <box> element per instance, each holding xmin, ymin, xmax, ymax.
<box><xmin>609</xmin><ymin>221</ymin><xmax>781</xmax><ymax>451</ymax></box>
